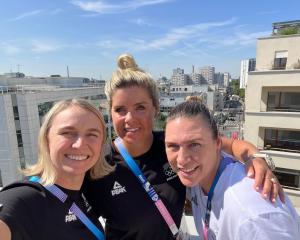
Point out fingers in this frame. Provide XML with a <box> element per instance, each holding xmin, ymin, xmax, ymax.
<box><xmin>251</xmin><ymin>158</ymin><xmax>268</xmax><ymax>191</ymax></box>
<box><xmin>261</xmin><ymin>169</ymin><xmax>274</xmax><ymax>199</ymax></box>
<box><xmin>263</xmin><ymin>173</ymin><xmax>285</xmax><ymax>203</ymax></box>
<box><xmin>245</xmin><ymin>160</ymin><xmax>255</xmax><ymax>178</ymax></box>
<box><xmin>273</xmin><ymin>178</ymin><xmax>286</xmax><ymax>203</ymax></box>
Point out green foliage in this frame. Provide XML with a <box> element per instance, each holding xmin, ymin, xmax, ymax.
<box><xmin>230</xmin><ymin>79</ymin><xmax>245</xmax><ymax>100</ymax></box>
<box><xmin>154</xmin><ymin>113</ymin><xmax>167</xmax><ymax>130</ymax></box>
<box><xmin>278</xmin><ymin>27</ymin><xmax>299</xmax><ymax>35</ymax></box>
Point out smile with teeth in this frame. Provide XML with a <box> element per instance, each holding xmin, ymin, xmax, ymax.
<box><xmin>125</xmin><ymin>127</ymin><xmax>139</xmax><ymax>132</ymax></box>
<box><xmin>65</xmin><ymin>154</ymin><xmax>89</xmax><ymax>161</ymax></box>
<box><xmin>179</xmin><ymin>166</ymin><xmax>198</xmax><ymax>173</ymax></box>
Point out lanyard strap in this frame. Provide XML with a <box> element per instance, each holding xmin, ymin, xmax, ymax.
<box><xmin>114</xmin><ymin>137</ymin><xmax>179</xmax><ymax>237</ymax></box>
<box><xmin>29</xmin><ymin>176</ymin><xmax>105</xmax><ymax>240</ymax></box>
<box><xmin>203</xmin><ymin>157</ymin><xmax>234</xmax><ymax>240</ymax></box>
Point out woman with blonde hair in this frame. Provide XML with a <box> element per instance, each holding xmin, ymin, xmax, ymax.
<box><xmin>83</xmin><ymin>53</ymin><xmax>283</xmax><ymax>240</ymax></box>
<box><xmin>0</xmin><ymin>98</ymin><xmax>113</xmax><ymax>240</ymax></box>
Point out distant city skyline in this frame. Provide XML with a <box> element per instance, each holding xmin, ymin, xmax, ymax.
<box><xmin>0</xmin><ymin>0</ymin><xmax>300</xmax><ymax>80</ymax></box>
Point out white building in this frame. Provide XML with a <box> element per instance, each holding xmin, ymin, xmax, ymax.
<box><xmin>240</xmin><ymin>59</ymin><xmax>256</xmax><ymax>89</ymax></box>
<box><xmin>244</xmin><ymin>21</ymin><xmax>300</xmax><ymax>208</ymax></box>
<box><xmin>0</xmin><ymin>75</ymin><xmax>108</xmax><ymax>186</ymax></box>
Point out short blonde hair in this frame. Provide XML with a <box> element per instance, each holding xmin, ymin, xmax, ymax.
<box><xmin>105</xmin><ymin>53</ymin><xmax>160</xmax><ymax>112</ymax></box>
<box><xmin>23</xmin><ymin>98</ymin><xmax>114</xmax><ymax>185</ymax></box>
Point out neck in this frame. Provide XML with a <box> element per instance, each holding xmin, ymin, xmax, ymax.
<box><xmin>201</xmin><ymin>157</ymin><xmax>221</xmax><ymax>195</ymax></box>
<box><xmin>55</xmin><ymin>175</ymin><xmax>84</xmax><ymax>190</ymax></box>
<box><xmin>121</xmin><ymin>134</ymin><xmax>154</xmax><ymax>157</ymax></box>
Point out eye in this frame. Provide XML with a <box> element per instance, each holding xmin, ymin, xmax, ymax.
<box><xmin>114</xmin><ymin>107</ymin><xmax>127</xmax><ymax>115</ymax></box>
<box><xmin>60</xmin><ymin>131</ymin><xmax>76</xmax><ymax>137</ymax></box>
<box><xmin>87</xmin><ymin>132</ymin><xmax>100</xmax><ymax>138</ymax></box>
<box><xmin>136</xmin><ymin>105</ymin><xmax>146</xmax><ymax>111</ymax></box>
<box><xmin>166</xmin><ymin>143</ymin><xmax>179</xmax><ymax>151</ymax></box>
<box><xmin>189</xmin><ymin>142</ymin><xmax>201</xmax><ymax>149</ymax></box>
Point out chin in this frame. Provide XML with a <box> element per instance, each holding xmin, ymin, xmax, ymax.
<box><xmin>179</xmin><ymin>177</ymin><xmax>196</xmax><ymax>187</ymax></box>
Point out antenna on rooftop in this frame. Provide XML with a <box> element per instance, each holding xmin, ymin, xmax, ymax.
<box><xmin>67</xmin><ymin>66</ymin><xmax>70</xmax><ymax>78</ymax></box>
<box><xmin>17</xmin><ymin>64</ymin><xmax>23</xmax><ymax>73</ymax></box>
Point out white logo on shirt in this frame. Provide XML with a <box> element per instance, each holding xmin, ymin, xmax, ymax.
<box><xmin>163</xmin><ymin>163</ymin><xmax>177</xmax><ymax>181</ymax></box>
<box><xmin>65</xmin><ymin>209</ymin><xmax>77</xmax><ymax>223</ymax></box>
<box><xmin>81</xmin><ymin>193</ymin><xmax>92</xmax><ymax>212</ymax></box>
<box><xmin>111</xmin><ymin>181</ymin><xmax>126</xmax><ymax>196</ymax></box>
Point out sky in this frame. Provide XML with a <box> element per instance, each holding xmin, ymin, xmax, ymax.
<box><xmin>0</xmin><ymin>0</ymin><xmax>300</xmax><ymax>80</ymax></box>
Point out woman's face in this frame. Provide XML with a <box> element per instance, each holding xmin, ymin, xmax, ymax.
<box><xmin>165</xmin><ymin>116</ymin><xmax>221</xmax><ymax>191</ymax></box>
<box><xmin>111</xmin><ymin>86</ymin><xmax>157</xmax><ymax>146</ymax></box>
<box><xmin>47</xmin><ymin>106</ymin><xmax>104</xmax><ymax>184</ymax></box>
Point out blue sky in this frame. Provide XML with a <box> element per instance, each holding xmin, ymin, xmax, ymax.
<box><xmin>0</xmin><ymin>0</ymin><xmax>299</xmax><ymax>80</ymax></box>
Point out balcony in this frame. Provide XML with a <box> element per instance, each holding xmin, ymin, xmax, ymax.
<box><xmin>272</xmin><ymin>20</ymin><xmax>300</xmax><ymax>36</ymax></box>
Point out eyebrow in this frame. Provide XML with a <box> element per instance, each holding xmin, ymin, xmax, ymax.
<box><xmin>58</xmin><ymin>126</ymin><xmax>102</xmax><ymax>133</ymax></box>
<box><xmin>113</xmin><ymin>101</ymin><xmax>149</xmax><ymax>108</ymax></box>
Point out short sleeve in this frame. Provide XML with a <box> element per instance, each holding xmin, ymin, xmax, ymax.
<box><xmin>236</xmin><ymin>212</ymin><xmax>300</xmax><ymax>240</ymax></box>
<box><xmin>0</xmin><ymin>186</ymin><xmax>45</xmax><ymax>240</ymax></box>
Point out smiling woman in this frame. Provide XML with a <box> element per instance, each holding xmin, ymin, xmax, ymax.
<box><xmin>0</xmin><ymin>99</ymin><xmax>114</xmax><ymax>240</ymax></box>
<box><xmin>165</xmin><ymin>99</ymin><xmax>300</xmax><ymax>240</ymax></box>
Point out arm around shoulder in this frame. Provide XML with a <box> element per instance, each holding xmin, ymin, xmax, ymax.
<box><xmin>0</xmin><ymin>220</ymin><xmax>11</xmax><ymax>240</ymax></box>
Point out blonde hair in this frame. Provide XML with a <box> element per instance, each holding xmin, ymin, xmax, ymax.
<box><xmin>105</xmin><ymin>53</ymin><xmax>160</xmax><ymax>112</ymax></box>
<box><xmin>23</xmin><ymin>98</ymin><xmax>114</xmax><ymax>185</ymax></box>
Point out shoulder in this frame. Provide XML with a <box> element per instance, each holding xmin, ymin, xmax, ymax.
<box><xmin>0</xmin><ymin>180</ymin><xmax>47</xmax><ymax>232</ymax></box>
<box><xmin>0</xmin><ymin>180</ymin><xmax>46</xmax><ymax>200</ymax></box>
<box><xmin>218</xmin><ymin>163</ymin><xmax>298</xmax><ymax>221</ymax></box>
<box><xmin>236</xmin><ymin>211</ymin><xmax>300</xmax><ymax>239</ymax></box>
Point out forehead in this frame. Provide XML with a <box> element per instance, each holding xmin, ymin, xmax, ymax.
<box><xmin>165</xmin><ymin>116</ymin><xmax>212</xmax><ymax>142</ymax></box>
<box><xmin>112</xmin><ymin>86</ymin><xmax>153</xmax><ymax>105</ymax></box>
<box><xmin>51</xmin><ymin>106</ymin><xmax>102</xmax><ymax>129</ymax></box>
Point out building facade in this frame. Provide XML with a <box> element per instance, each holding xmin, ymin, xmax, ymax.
<box><xmin>0</xmin><ymin>76</ymin><xmax>108</xmax><ymax>186</ymax></box>
<box><xmin>244</xmin><ymin>24</ymin><xmax>300</xmax><ymax>208</ymax></box>
<box><xmin>200</xmin><ymin>66</ymin><xmax>215</xmax><ymax>85</ymax></box>
<box><xmin>240</xmin><ymin>58</ymin><xmax>256</xmax><ymax>89</ymax></box>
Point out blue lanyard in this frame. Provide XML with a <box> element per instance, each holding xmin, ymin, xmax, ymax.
<box><xmin>29</xmin><ymin>176</ymin><xmax>105</xmax><ymax>240</ymax></box>
<box><xmin>114</xmin><ymin>137</ymin><xmax>179</xmax><ymax>236</ymax></box>
<box><xmin>203</xmin><ymin>157</ymin><xmax>234</xmax><ymax>239</ymax></box>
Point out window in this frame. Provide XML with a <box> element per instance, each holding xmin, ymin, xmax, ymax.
<box><xmin>38</xmin><ymin>102</ymin><xmax>54</xmax><ymax>119</ymax></box>
<box><xmin>264</xmin><ymin>129</ymin><xmax>300</xmax><ymax>153</ymax></box>
<box><xmin>16</xmin><ymin>130</ymin><xmax>23</xmax><ymax>147</ymax></box>
<box><xmin>13</xmin><ymin>106</ymin><xmax>19</xmax><ymax>120</ymax></box>
<box><xmin>273</xmin><ymin>51</ymin><xmax>288</xmax><ymax>70</ymax></box>
<box><xmin>274</xmin><ymin>170</ymin><xmax>300</xmax><ymax>189</ymax></box>
<box><xmin>267</xmin><ymin>92</ymin><xmax>300</xmax><ymax>112</ymax></box>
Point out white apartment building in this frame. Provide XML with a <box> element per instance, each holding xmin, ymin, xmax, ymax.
<box><xmin>240</xmin><ymin>59</ymin><xmax>256</xmax><ymax>89</ymax></box>
<box><xmin>244</xmin><ymin>21</ymin><xmax>300</xmax><ymax>208</ymax></box>
<box><xmin>0</xmin><ymin>79</ymin><xmax>108</xmax><ymax>186</ymax></box>
<box><xmin>223</xmin><ymin>72</ymin><xmax>231</xmax><ymax>87</ymax></box>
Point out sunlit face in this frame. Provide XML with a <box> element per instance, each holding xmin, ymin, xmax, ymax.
<box><xmin>165</xmin><ymin>116</ymin><xmax>221</xmax><ymax>191</ymax></box>
<box><xmin>111</xmin><ymin>86</ymin><xmax>157</xmax><ymax>146</ymax></box>
<box><xmin>47</xmin><ymin>106</ymin><xmax>104</xmax><ymax>184</ymax></box>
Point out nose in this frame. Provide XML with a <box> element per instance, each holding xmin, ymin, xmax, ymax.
<box><xmin>124</xmin><ymin>111</ymin><xmax>134</xmax><ymax>122</ymax></box>
<box><xmin>72</xmin><ymin>136</ymin><xmax>85</xmax><ymax>148</ymax></box>
<box><xmin>177</xmin><ymin>147</ymin><xmax>190</xmax><ymax>167</ymax></box>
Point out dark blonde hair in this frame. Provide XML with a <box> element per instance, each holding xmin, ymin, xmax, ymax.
<box><xmin>23</xmin><ymin>98</ymin><xmax>114</xmax><ymax>185</ymax></box>
<box><xmin>105</xmin><ymin>53</ymin><xmax>160</xmax><ymax>112</ymax></box>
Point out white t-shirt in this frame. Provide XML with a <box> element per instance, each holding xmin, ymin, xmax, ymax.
<box><xmin>185</xmin><ymin>158</ymin><xmax>300</xmax><ymax>240</ymax></box>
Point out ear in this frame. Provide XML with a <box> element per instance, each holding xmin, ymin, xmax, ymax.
<box><xmin>216</xmin><ymin>136</ymin><xmax>222</xmax><ymax>151</ymax></box>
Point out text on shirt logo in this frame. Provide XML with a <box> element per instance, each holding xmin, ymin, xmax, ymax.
<box><xmin>111</xmin><ymin>181</ymin><xmax>127</xmax><ymax>196</ymax></box>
